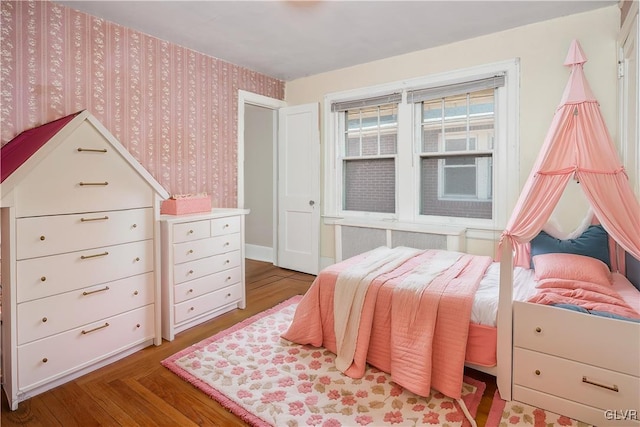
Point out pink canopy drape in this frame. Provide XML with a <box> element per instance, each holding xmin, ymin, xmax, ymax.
<box><xmin>501</xmin><ymin>39</ymin><xmax>640</xmax><ymax>268</ymax></box>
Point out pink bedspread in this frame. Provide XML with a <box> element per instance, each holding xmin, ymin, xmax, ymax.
<box><xmin>281</xmin><ymin>248</ymin><xmax>492</xmax><ymax>399</ymax></box>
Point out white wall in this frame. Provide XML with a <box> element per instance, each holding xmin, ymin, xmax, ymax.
<box><xmin>284</xmin><ymin>6</ymin><xmax>620</xmax><ymax>261</ymax></box>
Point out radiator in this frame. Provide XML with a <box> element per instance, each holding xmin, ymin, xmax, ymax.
<box><xmin>334</xmin><ymin>221</ymin><xmax>466</xmax><ymax>262</ymax></box>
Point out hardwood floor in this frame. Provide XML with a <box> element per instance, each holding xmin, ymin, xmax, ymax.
<box><xmin>1</xmin><ymin>259</ymin><xmax>497</xmax><ymax>426</ymax></box>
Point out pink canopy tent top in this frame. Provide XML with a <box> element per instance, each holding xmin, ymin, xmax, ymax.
<box><xmin>1</xmin><ymin>111</ymin><xmax>80</xmax><ymax>183</ymax></box>
<box><xmin>501</xmin><ymin>39</ymin><xmax>640</xmax><ymax>268</ymax></box>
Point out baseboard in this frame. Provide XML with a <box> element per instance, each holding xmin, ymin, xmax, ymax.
<box><xmin>245</xmin><ymin>244</ymin><xmax>273</xmax><ymax>263</ymax></box>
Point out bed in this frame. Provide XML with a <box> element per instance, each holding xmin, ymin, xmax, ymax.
<box><xmin>281</xmin><ymin>232</ymin><xmax>640</xmax><ymax>424</ymax></box>
<box><xmin>283</xmin><ymin>39</ymin><xmax>640</xmax><ymax>426</ymax></box>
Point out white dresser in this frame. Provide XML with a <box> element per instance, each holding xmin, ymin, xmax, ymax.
<box><xmin>0</xmin><ymin>111</ymin><xmax>169</xmax><ymax>410</ymax></box>
<box><xmin>513</xmin><ymin>301</ymin><xmax>640</xmax><ymax>426</ymax></box>
<box><xmin>160</xmin><ymin>208</ymin><xmax>249</xmax><ymax>341</ymax></box>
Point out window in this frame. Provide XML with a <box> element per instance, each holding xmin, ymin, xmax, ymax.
<box><xmin>417</xmin><ymin>89</ymin><xmax>495</xmax><ymax>219</ymax></box>
<box><xmin>324</xmin><ymin>60</ymin><xmax>519</xmax><ymax>231</ymax></box>
<box><xmin>343</xmin><ymin>104</ymin><xmax>398</xmax><ymax>213</ymax></box>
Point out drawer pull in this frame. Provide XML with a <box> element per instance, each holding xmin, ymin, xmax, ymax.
<box><xmin>77</xmin><ymin>147</ymin><xmax>107</xmax><ymax>153</ymax></box>
<box><xmin>224</xmin><ymin>223</ymin><xmax>229</xmax><ymax>228</ymax></box>
<box><xmin>189</xmin><ymin>307</ymin><xmax>195</xmax><ymax>311</ymax></box>
<box><xmin>82</xmin><ymin>286</ymin><xmax>110</xmax><ymax>296</ymax></box>
<box><xmin>42</xmin><ymin>317</ymin><xmax>48</xmax><ymax>323</ymax></box>
<box><xmin>226</xmin><ymin>293</ymin><xmax>231</xmax><ymax>298</ymax></box>
<box><xmin>40</xmin><ymin>235</ymin><xmax>46</xmax><ymax>241</ymax></box>
<box><xmin>132</xmin><ymin>223</ymin><xmax>137</xmax><ymax>228</ymax></box>
<box><xmin>188</xmin><ymin>270</ymin><xmax>194</xmax><ymax>274</ymax></box>
<box><xmin>582</xmin><ymin>376</ymin><xmax>619</xmax><ymax>392</ymax></box>
<box><xmin>135</xmin><ymin>257</ymin><xmax>140</xmax><ymax>262</ymax></box>
<box><xmin>188</xmin><ymin>289</ymin><xmax>194</xmax><ymax>293</ymax></box>
<box><xmin>188</xmin><ymin>249</ymin><xmax>194</xmax><ymax>254</ymax></box>
<box><xmin>226</xmin><ymin>276</ymin><xmax>231</xmax><ymax>281</ymax></box>
<box><xmin>80</xmin><ymin>216</ymin><xmax>109</xmax><ymax>222</ymax></box>
<box><xmin>42</xmin><ymin>358</ymin><xmax>48</xmax><ymax>363</ymax></box>
<box><xmin>79</xmin><ymin>181</ymin><xmax>109</xmax><ymax>186</ymax></box>
<box><xmin>188</xmin><ymin>229</ymin><xmax>194</xmax><ymax>234</ymax></box>
<box><xmin>134</xmin><ymin>290</ymin><xmax>139</xmax><ymax>296</ymax></box>
<box><xmin>224</xmin><ymin>242</ymin><xmax>230</xmax><ymax>246</ymax></box>
<box><xmin>535</xmin><ymin>327</ymin><xmax>542</xmax><ymax>333</ymax></box>
<box><xmin>40</xmin><ymin>276</ymin><xmax>46</xmax><ymax>282</ymax></box>
<box><xmin>225</xmin><ymin>259</ymin><xmax>230</xmax><ymax>264</ymax></box>
<box><xmin>81</xmin><ymin>251</ymin><xmax>109</xmax><ymax>260</ymax></box>
<box><xmin>82</xmin><ymin>323</ymin><xmax>110</xmax><ymax>335</ymax></box>
<box><xmin>535</xmin><ymin>370</ymin><xmax>540</xmax><ymax>376</ymax></box>
<box><xmin>136</xmin><ymin>324</ymin><xmax>141</xmax><ymax>328</ymax></box>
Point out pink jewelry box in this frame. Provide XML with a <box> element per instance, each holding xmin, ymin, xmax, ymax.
<box><xmin>161</xmin><ymin>193</ymin><xmax>212</xmax><ymax>215</ymax></box>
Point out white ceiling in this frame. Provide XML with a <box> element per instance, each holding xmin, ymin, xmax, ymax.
<box><xmin>55</xmin><ymin>1</ymin><xmax>618</xmax><ymax>81</ymax></box>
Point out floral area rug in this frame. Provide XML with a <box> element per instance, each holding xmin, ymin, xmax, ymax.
<box><xmin>486</xmin><ymin>390</ymin><xmax>593</xmax><ymax>427</ymax></box>
<box><xmin>162</xmin><ymin>295</ymin><xmax>486</xmax><ymax>427</ymax></box>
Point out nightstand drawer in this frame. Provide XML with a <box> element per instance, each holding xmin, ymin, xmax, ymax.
<box><xmin>211</xmin><ymin>216</ymin><xmax>241</xmax><ymax>236</ymax></box>
<box><xmin>173</xmin><ymin>250</ymin><xmax>241</xmax><ymax>284</ymax></box>
<box><xmin>173</xmin><ymin>233</ymin><xmax>241</xmax><ymax>264</ymax></box>
<box><xmin>173</xmin><ymin>267</ymin><xmax>241</xmax><ymax>303</ymax></box>
<box><xmin>513</xmin><ymin>347</ymin><xmax>640</xmax><ymax>410</ymax></box>
<box><xmin>174</xmin><ymin>284</ymin><xmax>242</xmax><ymax>324</ymax></box>
<box><xmin>172</xmin><ymin>220</ymin><xmax>211</xmax><ymax>243</ymax></box>
<box><xmin>513</xmin><ymin>301</ymin><xmax>640</xmax><ymax>376</ymax></box>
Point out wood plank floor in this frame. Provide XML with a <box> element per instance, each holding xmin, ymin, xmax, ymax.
<box><xmin>1</xmin><ymin>259</ymin><xmax>497</xmax><ymax>426</ymax></box>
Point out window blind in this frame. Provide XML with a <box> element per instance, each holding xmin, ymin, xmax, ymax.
<box><xmin>407</xmin><ymin>75</ymin><xmax>505</xmax><ymax>103</ymax></box>
<box><xmin>331</xmin><ymin>93</ymin><xmax>402</xmax><ymax>112</ymax></box>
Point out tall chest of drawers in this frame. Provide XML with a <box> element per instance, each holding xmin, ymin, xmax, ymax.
<box><xmin>0</xmin><ymin>111</ymin><xmax>169</xmax><ymax>410</ymax></box>
<box><xmin>160</xmin><ymin>209</ymin><xmax>249</xmax><ymax>341</ymax></box>
<box><xmin>513</xmin><ymin>301</ymin><xmax>640</xmax><ymax>426</ymax></box>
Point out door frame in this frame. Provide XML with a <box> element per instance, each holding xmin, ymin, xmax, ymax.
<box><xmin>238</xmin><ymin>90</ymin><xmax>286</xmax><ymax>265</ymax></box>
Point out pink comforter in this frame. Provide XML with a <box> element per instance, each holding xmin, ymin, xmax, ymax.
<box><xmin>281</xmin><ymin>248</ymin><xmax>492</xmax><ymax>399</ymax></box>
<box><xmin>528</xmin><ymin>278</ymin><xmax>640</xmax><ymax>319</ymax></box>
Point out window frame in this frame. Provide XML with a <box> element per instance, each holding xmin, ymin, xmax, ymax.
<box><xmin>323</xmin><ymin>59</ymin><xmax>520</xmax><ymax>233</ymax></box>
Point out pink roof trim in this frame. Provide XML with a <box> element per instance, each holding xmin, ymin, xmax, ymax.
<box><xmin>1</xmin><ymin>112</ymin><xmax>80</xmax><ymax>183</ymax></box>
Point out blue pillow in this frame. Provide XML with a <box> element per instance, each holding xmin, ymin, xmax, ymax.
<box><xmin>530</xmin><ymin>224</ymin><xmax>610</xmax><ymax>269</ymax></box>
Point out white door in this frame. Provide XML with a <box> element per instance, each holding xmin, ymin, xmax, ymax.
<box><xmin>620</xmin><ymin>13</ymin><xmax>639</xmax><ymax>196</ymax></box>
<box><xmin>277</xmin><ymin>103</ymin><xmax>320</xmax><ymax>274</ymax></box>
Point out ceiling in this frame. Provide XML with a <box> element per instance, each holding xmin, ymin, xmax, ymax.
<box><xmin>55</xmin><ymin>1</ymin><xmax>618</xmax><ymax>81</ymax></box>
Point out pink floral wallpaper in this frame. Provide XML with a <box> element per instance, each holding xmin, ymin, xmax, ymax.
<box><xmin>0</xmin><ymin>1</ymin><xmax>285</xmax><ymax>207</ymax></box>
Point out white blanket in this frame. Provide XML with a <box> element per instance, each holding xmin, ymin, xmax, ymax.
<box><xmin>333</xmin><ymin>246</ymin><xmax>421</xmax><ymax>372</ymax></box>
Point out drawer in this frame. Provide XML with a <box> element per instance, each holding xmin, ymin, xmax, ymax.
<box><xmin>173</xmin><ymin>233</ymin><xmax>241</xmax><ymax>264</ymax></box>
<box><xmin>18</xmin><ymin>304</ymin><xmax>155</xmax><ymax>391</ymax></box>
<box><xmin>17</xmin><ymin>239</ymin><xmax>154</xmax><ymax>303</ymax></box>
<box><xmin>211</xmin><ymin>216</ymin><xmax>240</xmax><ymax>236</ymax></box>
<box><xmin>173</xmin><ymin>250</ymin><xmax>241</xmax><ymax>284</ymax></box>
<box><xmin>174</xmin><ymin>267</ymin><xmax>241</xmax><ymax>303</ymax></box>
<box><xmin>513</xmin><ymin>347</ymin><xmax>640</xmax><ymax>411</ymax></box>
<box><xmin>513</xmin><ymin>385</ymin><xmax>640</xmax><ymax>427</ymax></box>
<box><xmin>513</xmin><ymin>301</ymin><xmax>640</xmax><ymax>376</ymax></box>
<box><xmin>16</xmin><ymin>208</ymin><xmax>153</xmax><ymax>260</ymax></box>
<box><xmin>174</xmin><ymin>284</ymin><xmax>242</xmax><ymax>324</ymax></box>
<box><xmin>17</xmin><ymin>272</ymin><xmax>154</xmax><ymax>345</ymax></box>
<box><xmin>172</xmin><ymin>220</ymin><xmax>211</xmax><ymax>243</ymax></box>
<box><xmin>15</xmin><ymin>121</ymin><xmax>154</xmax><ymax>218</ymax></box>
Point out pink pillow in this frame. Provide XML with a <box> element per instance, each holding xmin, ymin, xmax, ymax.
<box><xmin>532</xmin><ymin>253</ymin><xmax>611</xmax><ymax>286</ymax></box>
